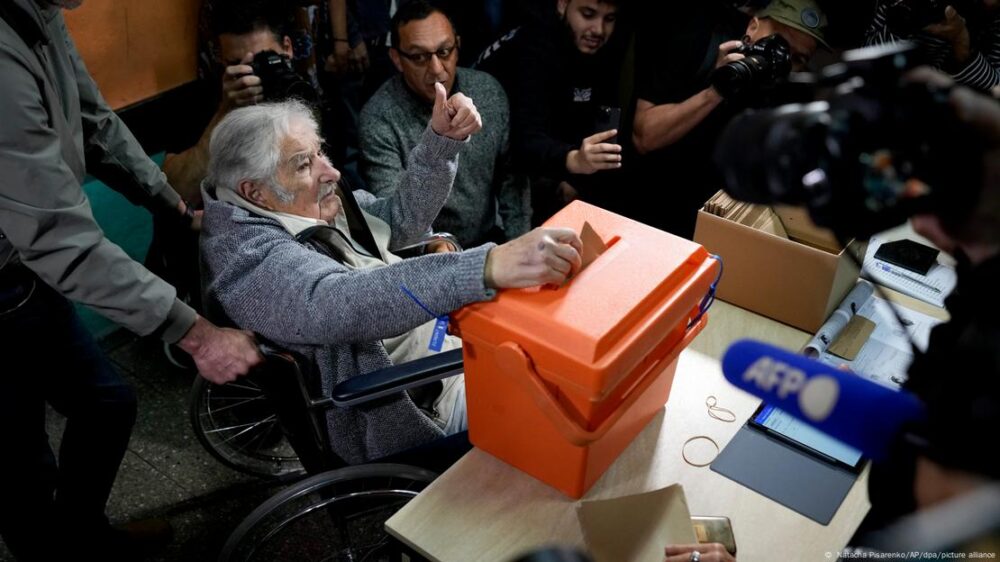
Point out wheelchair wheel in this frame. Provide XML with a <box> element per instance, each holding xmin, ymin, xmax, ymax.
<box><xmin>190</xmin><ymin>376</ymin><xmax>305</xmax><ymax>478</ymax></box>
<box><xmin>219</xmin><ymin>463</ymin><xmax>437</xmax><ymax>562</ymax></box>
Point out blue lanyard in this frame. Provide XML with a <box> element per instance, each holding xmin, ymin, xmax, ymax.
<box><xmin>400</xmin><ymin>285</ymin><xmax>450</xmax><ymax>352</ymax></box>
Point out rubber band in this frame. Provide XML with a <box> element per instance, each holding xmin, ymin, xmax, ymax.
<box><xmin>682</xmin><ymin>435</ymin><xmax>720</xmax><ymax>468</ymax></box>
<box><xmin>706</xmin><ymin>395</ymin><xmax>737</xmax><ymax>423</ymax></box>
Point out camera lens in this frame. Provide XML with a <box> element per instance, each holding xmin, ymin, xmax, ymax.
<box><xmin>280</xmin><ymin>79</ymin><xmax>317</xmax><ymax>102</ymax></box>
<box><xmin>250</xmin><ymin>50</ymin><xmax>318</xmax><ymax>103</ymax></box>
<box><xmin>714</xmin><ymin>101</ymin><xmax>832</xmax><ymax>205</ymax></box>
<box><xmin>713</xmin><ymin>58</ymin><xmax>766</xmax><ymax>99</ymax></box>
<box><xmin>710</xmin><ymin>34</ymin><xmax>792</xmax><ymax>101</ymax></box>
<box><xmin>714</xmin><ymin>42</ymin><xmax>985</xmax><ymax>240</ymax></box>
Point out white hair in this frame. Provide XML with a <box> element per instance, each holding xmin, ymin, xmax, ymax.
<box><xmin>207</xmin><ymin>100</ymin><xmax>319</xmax><ymax>204</ymax></box>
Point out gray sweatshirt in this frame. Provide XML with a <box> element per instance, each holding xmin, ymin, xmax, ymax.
<box><xmin>0</xmin><ymin>0</ymin><xmax>195</xmax><ymax>341</ymax></box>
<box><xmin>360</xmin><ymin>68</ymin><xmax>530</xmax><ymax>248</ymax></box>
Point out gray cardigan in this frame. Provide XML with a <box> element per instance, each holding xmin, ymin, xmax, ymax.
<box><xmin>201</xmin><ymin>126</ymin><xmax>496</xmax><ymax>463</ymax></box>
<box><xmin>360</xmin><ymin>69</ymin><xmax>530</xmax><ymax>248</ymax></box>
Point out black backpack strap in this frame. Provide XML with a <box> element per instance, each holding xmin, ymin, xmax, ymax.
<box><xmin>335</xmin><ymin>178</ymin><xmax>384</xmax><ymax>261</ymax></box>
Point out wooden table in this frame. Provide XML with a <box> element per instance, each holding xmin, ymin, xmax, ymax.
<box><xmin>386</xmin><ymin>301</ymin><xmax>872</xmax><ymax>562</ymax></box>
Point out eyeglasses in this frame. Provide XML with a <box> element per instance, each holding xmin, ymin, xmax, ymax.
<box><xmin>395</xmin><ymin>43</ymin><xmax>458</xmax><ymax>65</ymax></box>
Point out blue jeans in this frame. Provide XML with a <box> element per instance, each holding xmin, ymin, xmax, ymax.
<box><xmin>0</xmin><ymin>265</ymin><xmax>137</xmax><ymax>560</ymax></box>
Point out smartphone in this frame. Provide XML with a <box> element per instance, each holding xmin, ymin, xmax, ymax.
<box><xmin>691</xmin><ymin>516</ymin><xmax>737</xmax><ymax>555</ymax></box>
<box><xmin>873</xmin><ymin>239</ymin><xmax>939</xmax><ymax>276</ymax></box>
<box><xmin>595</xmin><ymin>105</ymin><xmax>621</xmax><ymax>144</ymax></box>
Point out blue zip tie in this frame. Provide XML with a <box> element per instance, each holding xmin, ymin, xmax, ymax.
<box><xmin>689</xmin><ymin>254</ymin><xmax>724</xmax><ymax>329</ymax></box>
<box><xmin>400</xmin><ymin>285</ymin><xmax>440</xmax><ymax>319</ymax></box>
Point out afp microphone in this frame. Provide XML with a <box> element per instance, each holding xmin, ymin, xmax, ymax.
<box><xmin>721</xmin><ymin>339</ymin><xmax>926</xmax><ymax>459</ymax></box>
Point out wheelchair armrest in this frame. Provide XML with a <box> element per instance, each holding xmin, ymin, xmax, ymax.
<box><xmin>332</xmin><ymin>348</ymin><xmax>464</xmax><ymax>407</ymax></box>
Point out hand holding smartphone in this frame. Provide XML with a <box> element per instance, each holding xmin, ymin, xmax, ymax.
<box><xmin>691</xmin><ymin>515</ymin><xmax>737</xmax><ymax>555</ymax></box>
<box><xmin>595</xmin><ymin>105</ymin><xmax>621</xmax><ymax>144</ymax></box>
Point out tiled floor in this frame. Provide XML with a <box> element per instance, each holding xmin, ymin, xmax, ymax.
<box><xmin>0</xmin><ymin>332</ymin><xmax>289</xmax><ymax>561</ymax></box>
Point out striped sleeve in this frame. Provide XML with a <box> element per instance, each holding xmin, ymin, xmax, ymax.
<box><xmin>953</xmin><ymin>51</ymin><xmax>1000</xmax><ymax>91</ymax></box>
<box><xmin>865</xmin><ymin>1</ymin><xmax>901</xmax><ymax>47</ymax></box>
<box><xmin>953</xmin><ymin>17</ymin><xmax>1000</xmax><ymax>91</ymax></box>
<box><xmin>867</xmin><ymin>3</ymin><xmax>1000</xmax><ymax>92</ymax></box>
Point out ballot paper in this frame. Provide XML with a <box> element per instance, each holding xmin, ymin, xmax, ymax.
<box><xmin>580</xmin><ymin>221</ymin><xmax>607</xmax><ymax>270</ymax></box>
<box><xmin>804</xmin><ymin>280</ymin><xmax>945</xmax><ymax>389</ymax></box>
<box><xmin>863</xmin><ymin>236</ymin><xmax>957</xmax><ymax>308</ymax></box>
<box><xmin>702</xmin><ymin>191</ymin><xmax>789</xmax><ymax>239</ymax></box>
<box><xmin>578</xmin><ymin>484</ymin><xmax>698</xmax><ymax>562</ymax></box>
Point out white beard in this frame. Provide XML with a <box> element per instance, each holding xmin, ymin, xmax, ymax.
<box><xmin>317</xmin><ymin>182</ymin><xmax>336</xmax><ymax>203</ymax></box>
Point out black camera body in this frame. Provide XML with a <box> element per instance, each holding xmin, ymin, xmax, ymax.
<box><xmin>884</xmin><ymin>0</ymin><xmax>975</xmax><ymax>35</ymax></box>
<box><xmin>711</xmin><ymin>34</ymin><xmax>793</xmax><ymax>100</ymax></box>
<box><xmin>249</xmin><ymin>50</ymin><xmax>317</xmax><ymax>103</ymax></box>
<box><xmin>713</xmin><ymin>42</ymin><xmax>984</xmax><ymax>240</ymax></box>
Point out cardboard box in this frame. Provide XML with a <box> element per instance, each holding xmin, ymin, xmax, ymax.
<box><xmin>693</xmin><ymin>209</ymin><xmax>860</xmax><ymax>333</ymax></box>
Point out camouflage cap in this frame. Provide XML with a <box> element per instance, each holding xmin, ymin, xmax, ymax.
<box><xmin>757</xmin><ymin>0</ymin><xmax>830</xmax><ymax>50</ymax></box>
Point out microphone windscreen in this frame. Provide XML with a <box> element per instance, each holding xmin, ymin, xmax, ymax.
<box><xmin>722</xmin><ymin>339</ymin><xmax>925</xmax><ymax>458</ymax></box>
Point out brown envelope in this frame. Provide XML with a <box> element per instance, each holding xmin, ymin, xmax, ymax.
<box><xmin>828</xmin><ymin>315</ymin><xmax>876</xmax><ymax>361</ymax></box>
<box><xmin>578</xmin><ymin>484</ymin><xmax>698</xmax><ymax>562</ymax></box>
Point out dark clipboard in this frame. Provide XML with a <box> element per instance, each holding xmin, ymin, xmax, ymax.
<box><xmin>711</xmin><ymin>409</ymin><xmax>864</xmax><ymax>525</ymax></box>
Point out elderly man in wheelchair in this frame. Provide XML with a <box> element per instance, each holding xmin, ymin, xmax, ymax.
<box><xmin>199</xmin><ymin>90</ymin><xmax>583</xmax><ymax>466</ymax></box>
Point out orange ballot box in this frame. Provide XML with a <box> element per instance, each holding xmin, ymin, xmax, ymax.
<box><xmin>453</xmin><ymin>202</ymin><xmax>721</xmax><ymax>498</ymax></box>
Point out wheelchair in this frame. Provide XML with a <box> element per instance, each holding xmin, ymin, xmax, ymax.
<box><xmin>189</xmin><ymin>233</ymin><xmax>463</xmax><ymax>480</ymax></box>
<box><xmin>190</xmin><ymin>372</ymin><xmax>305</xmax><ymax>478</ymax></box>
<box><xmin>188</xmin><ymin>233</ymin><xmax>469</xmax><ymax>560</ymax></box>
<box><xmin>207</xmin><ymin>342</ymin><xmax>467</xmax><ymax>562</ymax></box>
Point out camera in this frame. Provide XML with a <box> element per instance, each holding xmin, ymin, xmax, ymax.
<box><xmin>884</xmin><ymin>0</ymin><xmax>975</xmax><ymax>35</ymax></box>
<box><xmin>249</xmin><ymin>50</ymin><xmax>317</xmax><ymax>103</ymax></box>
<box><xmin>712</xmin><ymin>34</ymin><xmax>793</xmax><ymax>100</ymax></box>
<box><xmin>713</xmin><ymin>42</ymin><xmax>984</xmax><ymax>240</ymax></box>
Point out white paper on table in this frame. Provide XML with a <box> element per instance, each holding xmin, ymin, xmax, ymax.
<box><xmin>815</xmin><ymin>295</ymin><xmax>943</xmax><ymax>389</ymax></box>
<box><xmin>578</xmin><ymin>484</ymin><xmax>698</xmax><ymax>562</ymax></box>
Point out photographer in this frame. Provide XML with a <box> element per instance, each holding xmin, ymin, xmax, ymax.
<box><xmin>856</xmin><ymin>71</ymin><xmax>1000</xmax><ymax>555</ymax></box>
<box><xmin>866</xmin><ymin>0</ymin><xmax>1000</xmax><ymax>92</ymax></box>
<box><xmin>629</xmin><ymin>0</ymin><xmax>827</xmax><ymax>238</ymax></box>
<box><xmin>151</xmin><ymin>0</ymin><xmax>315</xmax><ymax>311</ymax></box>
<box><xmin>162</xmin><ymin>0</ymin><xmax>311</xmax><ymax>205</ymax></box>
